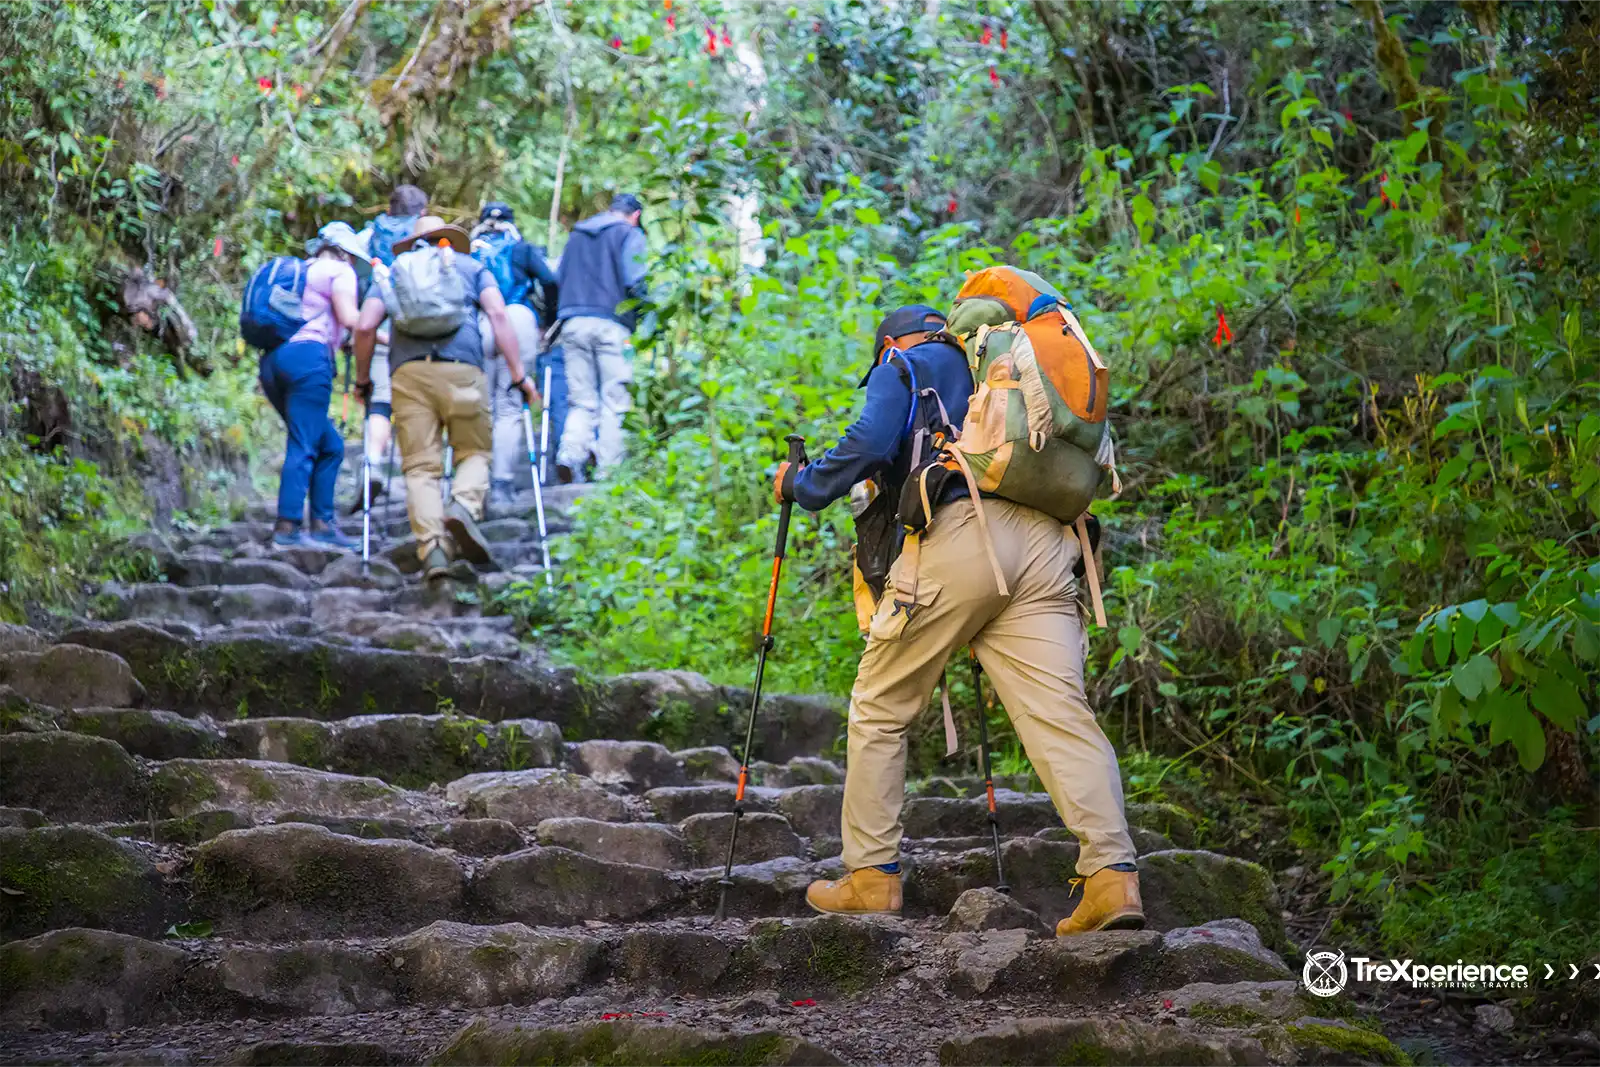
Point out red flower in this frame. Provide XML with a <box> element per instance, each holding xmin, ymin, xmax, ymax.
<box><xmin>665</xmin><ymin>13</ymin><xmax>675</xmax><ymax>29</ymax></box>
<box><xmin>291</xmin><ymin>83</ymin><xmax>304</xmax><ymax>101</ymax></box>
<box><xmin>230</xmin><ymin>154</ymin><xmax>239</xmax><ymax>166</ymax></box>
<box><xmin>610</xmin><ymin>36</ymin><xmax>622</xmax><ymax>49</ymax></box>
<box><xmin>1163</xmin><ymin>999</ymin><xmax>1174</xmax><ymax>1011</ymax></box>
<box><xmin>1213</xmin><ymin>308</ymin><xmax>1233</xmax><ymax>346</ymax></box>
<box><xmin>947</xmin><ymin>196</ymin><xmax>958</xmax><ymax>214</ymax></box>
<box><xmin>1000</xmin><ymin>28</ymin><xmax>1008</xmax><ymax>51</ymax></box>
<box><xmin>1341</xmin><ymin>108</ymin><xmax>1354</xmax><ymax>122</ymax></box>
<box><xmin>256</xmin><ymin>76</ymin><xmax>272</xmax><ymax>92</ymax></box>
<box><xmin>212</xmin><ymin>236</ymin><xmax>223</xmax><ymax>258</ymax></box>
<box><xmin>1379</xmin><ymin>171</ymin><xmax>1394</xmax><ymax>209</ymax></box>
<box><xmin>705</xmin><ymin>25</ymin><xmax>716</xmax><ymax>54</ymax></box>
<box><xmin>1294</xmin><ymin>206</ymin><xmax>1301</xmax><ymax>224</ymax></box>
<box><xmin>155</xmin><ymin>78</ymin><xmax>167</xmax><ymax>101</ymax></box>
<box><xmin>980</xmin><ymin>24</ymin><xmax>992</xmax><ymax>46</ymax></box>
<box><xmin>721</xmin><ymin>27</ymin><xmax>732</xmax><ymax>47</ymax></box>
<box><xmin>791</xmin><ymin>999</ymin><xmax>816</xmax><ymax>1007</ymax></box>
<box><xmin>988</xmin><ymin>67</ymin><xmax>1000</xmax><ymax>85</ymax></box>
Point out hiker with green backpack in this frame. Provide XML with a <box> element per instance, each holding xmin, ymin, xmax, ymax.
<box><xmin>350</xmin><ymin>216</ymin><xmax>539</xmax><ymax>581</ymax></box>
<box><xmin>776</xmin><ymin>274</ymin><xmax>1142</xmax><ymax>936</ymax></box>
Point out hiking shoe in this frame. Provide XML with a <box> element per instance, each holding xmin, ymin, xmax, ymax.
<box><xmin>271</xmin><ymin>527</ymin><xmax>308</xmax><ymax>548</ymax></box>
<box><xmin>1055</xmin><ymin>864</ymin><xmax>1145</xmax><ymax>936</ymax></box>
<box><xmin>555</xmin><ymin>463</ymin><xmax>576</xmax><ymax>485</ymax></box>
<box><xmin>443</xmin><ymin>500</ymin><xmax>492</xmax><ymax>565</ymax></box>
<box><xmin>421</xmin><ymin>547</ymin><xmax>452</xmax><ymax>582</ymax></box>
<box><xmin>489</xmin><ymin>479</ymin><xmax>517</xmax><ymax>514</ymax></box>
<box><xmin>805</xmin><ymin>867</ymin><xmax>902</xmax><ymax>917</ymax></box>
<box><xmin>308</xmin><ymin>525</ymin><xmax>357</xmax><ymax>550</ymax></box>
<box><xmin>346</xmin><ymin>475</ymin><xmax>387</xmax><ymax>515</ymax></box>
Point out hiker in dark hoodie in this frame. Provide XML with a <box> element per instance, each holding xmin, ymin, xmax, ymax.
<box><xmin>552</xmin><ymin>192</ymin><xmax>648</xmax><ymax>482</ymax></box>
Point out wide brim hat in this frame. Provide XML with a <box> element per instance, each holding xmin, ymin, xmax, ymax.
<box><xmin>392</xmin><ymin>216</ymin><xmax>471</xmax><ymax>255</ymax></box>
<box><xmin>308</xmin><ymin>220</ymin><xmax>370</xmax><ymax>260</ymax></box>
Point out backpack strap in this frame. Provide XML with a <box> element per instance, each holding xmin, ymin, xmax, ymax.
<box><xmin>938</xmin><ymin>671</ymin><xmax>958</xmax><ymax>757</ymax></box>
<box><xmin>1071</xmin><ymin>513</ymin><xmax>1108</xmax><ymax>628</ymax></box>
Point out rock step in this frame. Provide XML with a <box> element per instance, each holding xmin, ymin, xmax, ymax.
<box><xmin>0</xmin><ymin>913</ymin><xmax>1300</xmax><ymax>1033</ymax></box>
<box><xmin>100</xmin><ymin>581</ymin><xmax>507</xmax><ymax>629</ymax></box>
<box><xmin>1</xmin><ymin>819</ymin><xmax>1285</xmax><ymax>947</ymax></box>
<box><xmin>42</xmin><ymin>625</ymin><xmax>840</xmax><ymax>754</ymax></box>
<box><xmin>0</xmin><ymin>1000</ymin><xmax>1404</xmax><ymax>1067</ymax></box>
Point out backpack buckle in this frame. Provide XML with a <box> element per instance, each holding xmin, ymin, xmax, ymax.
<box><xmin>890</xmin><ymin>599</ymin><xmax>917</xmax><ymax>621</ymax></box>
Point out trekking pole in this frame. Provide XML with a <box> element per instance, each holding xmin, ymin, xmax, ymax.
<box><xmin>360</xmin><ymin>413</ymin><xmax>373</xmax><ymax>574</ymax></box>
<box><xmin>442</xmin><ymin>431</ymin><xmax>453</xmax><ymax>506</ymax></box>
<box><xmin>339</xmin><ymin>350</ymin><xmax>353</xmax><ymax>433</ymax></box>
<box><xmin>716</xmin><ymin>433</ymin><xmax>807</xmax><ymax>921</ymax></box>
<box><xmin>538</xmin><ymin>361</ymin><xmax>553</xmax><ymax>484</ymax></box>
<box><xmin>970</xmin><ymin>651</ymin><xmax>1009</xmax><ymax>894</ymax></box>
<box><xmin>521</xmin><ymin>402</ymin><xmax>554</xmax><ymax>588</ymax></box>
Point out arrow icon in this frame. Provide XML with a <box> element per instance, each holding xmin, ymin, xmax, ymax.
<box><xmin>1545</xmin><ymin>964</ymin><xmax>1554</xmax><ymax>979</ymax></box>
<box><xmin>1571</xmin><ymin>965</ymin><xmax>1581</xmax><ymax>979</ymax></box>
<box><xmin>1593</xmin><ymin>964</ymin><xmax>1599</xmax><ymax>979</ymax></box>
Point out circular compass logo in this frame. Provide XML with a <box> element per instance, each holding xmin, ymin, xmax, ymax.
<box><xmin>1303</xmin><ymin>950</ymin><xmax>1348</xmax><ymax>997</ymax></box>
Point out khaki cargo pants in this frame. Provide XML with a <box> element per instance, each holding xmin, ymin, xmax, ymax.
<box><xmin>392</xmin><ymin>359</ymin><xmax>491</xmax><ymax>562</ymax></box>
<box><xmin>842</xmin><ymin>496</ymin><xmax>1138</xmax><ymax>876</ymax></box>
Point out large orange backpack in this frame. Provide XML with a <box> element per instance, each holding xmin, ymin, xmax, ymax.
<box><xmin>893</xmin><ymin>266</ymin><xmax>1118</xmax><ymax>628</ymax></box>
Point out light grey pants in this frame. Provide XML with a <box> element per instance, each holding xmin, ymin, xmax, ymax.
<box><xmin>478</xmin><ymin>304</ymin><xmax>542</xmax><ymax>484</ymax></box>
<box><xmin>556</xmin><ymin>315</ymin><xmax>632</xmax><ymax>475</ymax></box>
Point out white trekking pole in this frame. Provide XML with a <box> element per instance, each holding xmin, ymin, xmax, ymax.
<box><xmin>522</xmin><ymin>403</ymin><xmax>554</xmax><ymax>588</ymax></box>
<box><xmin>360</xmin><ymin>414</ymin><xmax>373</xmax><ymax>574</ymax></box>
<box><xmin>443</xmin><ymin>430</ymin><xmax>454</xmax><ymax>507</ymax></box>
<box><xmin>539</xmin><ymin>362</ymin><xmax>553</xmax><ymax>484</ymax></box>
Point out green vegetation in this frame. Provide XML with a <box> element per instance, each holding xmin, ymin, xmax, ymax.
<box><xmin>2</xmin><ymin>0</ymin><xmax>1594</xmax><ymax>984</ymax></box>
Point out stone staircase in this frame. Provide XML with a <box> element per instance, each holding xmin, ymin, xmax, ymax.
<box><xmin>0</xmin><ymin>478</ymin><xmax>1410</xmax><ymax>1065</ymax></box>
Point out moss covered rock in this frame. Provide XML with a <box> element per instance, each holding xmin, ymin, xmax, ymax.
<box><xmin>644</xmin><ymin>784</ymin><xmax>780</xmax><ymax>823</ymax></box>
<box><xmin>680</xmin><ymin>812</ymin><xmax>805</xmax><ymax>868</ymax></box>
<box><xmin>569</xmin><ymin>739</ymin><xmax>686</xmax><ymax>791</ymax></box>
<box><xmin>1276</xmin><ymin>1019</ymin><xmax>1411</xmax><ymax>1065</ymax></box>
<box><xmin>729</xmin><ymin>914</ymin><xmax>908</xmax><ymax>998</ymax></box>
<box><xmin>471</xmin><ymin>845</ymin><xmax>686</xmax><ymax>925</ymax></box>
<box><xmin>423</xmin><ymin>818</ymin><xmax>526</xmax><ymax>857</ymax></box>
<box><xmin>232</xmin><ymin>1040</ymin><xmax>397</xmax><ymax>1066</ymax></box>
<box><xmin>214</xmin><ymin>941</ymin><xmax>395</xmax><ymax>1016</ymax></box>
<box><xmin>1139</xmin><ymin>851</ymin><xmax>1289</xmax><ymax>954</ymax></box>
<box><xmin>0</xmin><ymin>731</ymin><xmax>146</xmax><ymax>821</ymax></box>
<box><xmin>775</xmin><ymin>784</ymin><xmax>843</xmax><ymax>838</ymax></box>
<box><xmin>191</xmin><ymin>823</ymin><xmax>464</xmax><ymax>937</ymax></box>
<box><xmin>1162</xmin><ymin>980</ymin><xmax>1321</xmax><ymax>1025</ymax></box>
<box><xmin>0</xmin><ymin>644</ymin><xmax>144</xmax><ymax>709</ymax></box>
<box><xmin>0</xmin><ymin>826</ymin><xmax>165</xmax><ymax>939</ymax></box>
<box><xmin>63</xmin><ymin>707</ymin><xmax>224</xmax><ymax>760</ymax></box>
<box><xmin>392</xmin><ymin>920</ymin><xmax>603</xmax><ymax>1006</ymax></box>
<box><xmin>149</xmin><ymin>759</ymin><xmax>439</xmax><ymax>824</ymax></box>
<box><xmin>944</xmin><ymin>887</ymin><xmax>1049</xmax><ymax>934</ymax></box>
<box><xmin>105</xmin><ymin>809</ymin><xmax>252</xmax><ymax>845</ymax></box>
<box><xmin>431</xmin><ymin>1019</ymin><xmax>842</xmax><ymax>1066</ymax></box>
<box><xmin>1161</xmin><ymin>919</ymin><xmax>1292</xmax><ymax>983</ymax></box>
<box><xmin>611</xmin><ymin>927</ymin><xmax>735</xmax><ymax>994</ymax></box>
<box><xmin>446</xmin><ymin>768</ymin><xmax>629</xmax><ymax>826</ymax></box>
<box><xmin>535</xmin><ymin>817</ymin><xmax>692</xmax><ymax>869</ymax></box>
<box><xmin>749</xmin><ymin>756</ymin><xmax>845</xmax><ymax>788</ymax></box>
<box><xmin>997</xmin><ymin>930</ymin><xmax>1165</xmax><ymax>999</ymax></box>
<box><xmin>938</xmin><ymin>1016</ymin><xmax>1267</xmax><ymax>1065</ymax></box>
<box><xmin>1125</xmin><ymin>802</ymin><xmax>1199</xmax><ymax>848</ymax></box>
<box><xmin>674</xmin><ymin>745</ymin><xmax>739</xmax><ymax>782</ymax></box>
<box><xmin>0</xmin><ymin>928</ymin><xmax>188</xmax><ymax>1029</ymax></box>
<box><xmin>0</xmin><ymin>622</ymin><xmax>48</xmax><ymax>654</ymax></box>
<box><xmin>904</xmin><ymin>793</ymin><xmax>1062</xmax><ymax>838</ymax></box>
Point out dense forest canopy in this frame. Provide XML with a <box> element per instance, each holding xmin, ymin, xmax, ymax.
<box><xmin>1</xmin><ymin>0</ymin><xmax>1595</xmax><ymax>992</ymax></box>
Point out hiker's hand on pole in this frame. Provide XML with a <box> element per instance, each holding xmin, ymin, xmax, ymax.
<box><xmin>355</xmin><ymin>379</ymin><xmax>374</xmax><ymax>408</ymax></box>
<box><xmin>773</xmin><ymin>436</ymin><xmax>808</xmax><ymax>505</ymax></box>
<box><xmin>512</xmin><ymin>375</ymin><xmax>542</xmax><ymax>409</ymax></box>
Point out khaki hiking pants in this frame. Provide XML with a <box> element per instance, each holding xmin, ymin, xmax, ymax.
<box><xmin>842</xmin><ymin>496</ymin><xmax>1137</xmax><ymax>877</ymax></box>
<box><xmin>557</xmin><ymin>316</ymin><xmax>633</xmax><ymax>476</ymax></box>
<box><xmin>479</xmin><ymin>304</ymin><xmax>542</xmax><ymax>485</ymax></box>
<box><xmin>392</xmin><ymin>359</ymin><xmax>491</xmax><ymax>562</ymax></box>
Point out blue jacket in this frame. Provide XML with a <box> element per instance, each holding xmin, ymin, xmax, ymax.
<box><xmin>793</xmin><ymin>338</ymin><xmax>973</xmax><ymax>513</ymax></box>
<box><xmin>555</xmin><ymin>212</ymin><xmax>648</xmax><ymax>328</ymax></box>
<box><xmin>511</xmin><ymin>242</ymin><xmax>559</xmax><ymax>326</ymax></box>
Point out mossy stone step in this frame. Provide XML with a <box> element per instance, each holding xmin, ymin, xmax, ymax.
<box><xmin>1</xmin><ymin>915</ymin><xmax>1298</xmax><ymax>1036</ymax></box>
<box><xmin>0</xmin><ymin>826</ymin><xmax>166</xmax><ymax>940</ymax></box>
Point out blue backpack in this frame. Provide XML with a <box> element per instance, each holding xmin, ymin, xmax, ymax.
<box><xmin>370</xmin><ymin>213</ymin><xmax>418</xmax><ymax>268</ymax></box>
<box><xmin>239</xmin><ymin>256</ymin><xmax>307</xmax><ymax>352</ymax></box>
<box><xmin>472</xmin><ymin>229</ymin><xmax>531</xmax><ymax>308</ymax></box>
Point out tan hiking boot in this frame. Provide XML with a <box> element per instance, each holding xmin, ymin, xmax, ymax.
<box><xmin>422</xmin><ymin>546</ymin><xmax>452</xmax><ymax>583</ymax></box>
<box><xmin>805</xmin><ymin>867</ymin><xmax>903</xmax><ymax>916</ymax></box>
<box><xmin>444</xmin><ymin>500</ymin><xmax>492</xmax><ymax>566</ymax></box>
<box><xmin>1055</xmin><ymin>864</ymin><xmax>1145</xmax><ymax>936</ymax></box>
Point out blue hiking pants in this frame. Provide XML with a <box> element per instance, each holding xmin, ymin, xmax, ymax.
<box><xmin>259</xmin><ymin>340</ymin><xmax>344</xmax><ymax>525</ymax></box>
<box><xmin>536</xmin><ymin>344</ymin><xmax>569</xmax><ymax>470</ymax></box>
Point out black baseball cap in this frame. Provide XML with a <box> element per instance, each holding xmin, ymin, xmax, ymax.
<box><xmin>611</xmin><ymin>192</ymin><xmax>644</xmax><ymax>218</ymax></box>
<box><xmin>873</xmin><ymin>304</ymin><xmax>946</xmax><ymax>358</ymax></box>
<box><xmin>862</xmin><ymin>304</ymin><xmax>947</xmax><ymax>384</ymax></box>
<box><xmin>480</xmin><ymin>201</ymin><xmax>514</xmax><ymax>222</ymax></box>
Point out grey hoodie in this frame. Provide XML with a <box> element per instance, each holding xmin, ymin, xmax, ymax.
<box><xmin>555</xmin><ymin>211</ymin><xmax>649</xmax><ymax>329</ymax></box>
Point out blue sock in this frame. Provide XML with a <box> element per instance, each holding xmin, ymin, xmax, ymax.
<box><xmin>874</xmin><ymin>862</ymin><xmax>900</xmax><ymax>874</ymax></box>
<box><xmin>1106</xmin><ymin>862</ymin><xmax>1138</xmax><ymax>873</ymax></box>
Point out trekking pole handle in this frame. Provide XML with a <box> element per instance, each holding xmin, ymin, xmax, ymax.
<box><xmin>784</xmin><ymin>433</ymin><xmax>807</xmax><ymax>465</ymax></box>
<box><xmin>771</xmin><ymin>435</ymin><xmax>806</xmax><ymax>571</ymax></box>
